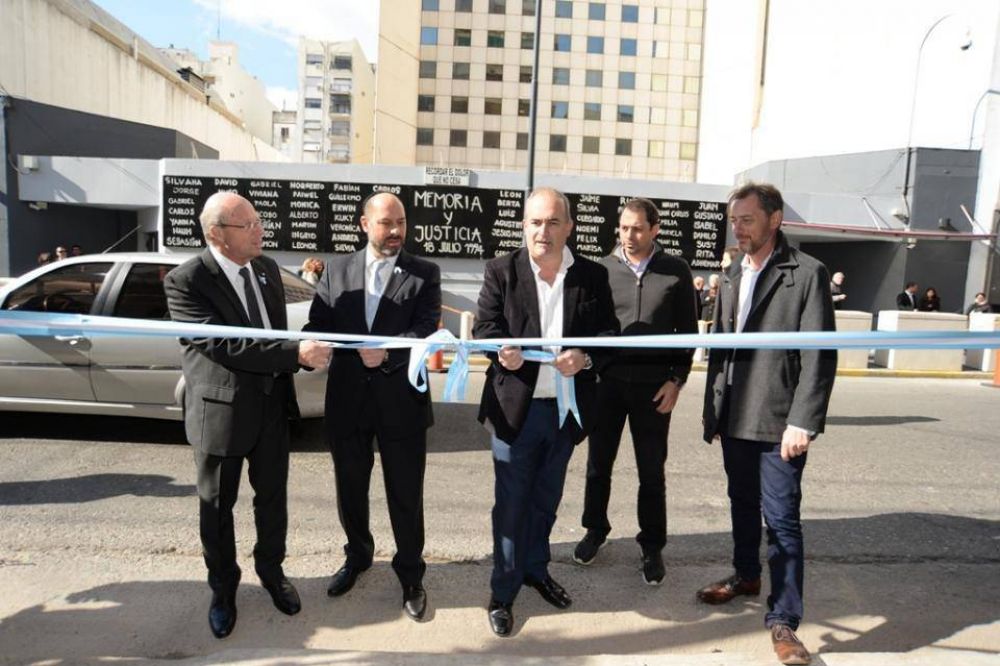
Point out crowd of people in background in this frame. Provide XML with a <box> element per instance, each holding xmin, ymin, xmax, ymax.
<box><xmin>36</xmin><ymin>244</ymin><xmax>82</xmax><ymax>266</ymax></box>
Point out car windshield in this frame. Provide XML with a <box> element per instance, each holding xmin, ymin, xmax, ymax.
<box><xmin>280</xmin><ymin>268</ymin><xmax>315</xmax><ymax>304</ymax></box>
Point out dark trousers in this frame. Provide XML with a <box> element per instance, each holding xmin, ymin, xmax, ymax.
<box><xmin>194</xmin><ymin>389</ymin><xmax>290</xmax><ymax>594</ymax></box>
<box><xmin>490</xmin><ymin>399</ymin><xmax>574</xmax><ymax>604</ymax></box>
<box><xmin>582</xmin><ymin>376</ymin><xmax>670</xmax><ymax>552</ymax></box>
<box><xmin>721</xmin><ymin>435</ymin><xmax>807</xmax><ymax>629</ymax></box>
<box><xmin>329</xmin><ymin>402</ymin><xmax>427</xmax><ymax>588</ymax></box>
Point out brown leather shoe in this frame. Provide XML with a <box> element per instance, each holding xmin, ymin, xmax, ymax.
<box><xmin>696</xmin><ymin>573</ymin><xmax>761</xmax><ymax>604</ymax></box>
<box><xmin>770</xmin><ymin>624</ymin><xmax>811</xmax><ymax>665</ymax></box>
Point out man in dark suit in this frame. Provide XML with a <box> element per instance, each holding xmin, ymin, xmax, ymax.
<box><xmin>574</xmin><ymin>198</ymin><xmax>698</xmax><ymax>584</ymax></box>
<box><xmin>699</xmin><ymin>183</ymin><xmax>836</xmax><ymax>666</ymax></box>
<box><xmin>165</xmin><ymin>192</ymin><xmax>331</xmax><ymax>639</ymax></box>
<box><xmin>474</xmin><ymin>187</ymin><xmax>619</xmax><ymax>637</ymax></box>
<box><xmin>305</xmin><ymin>192</ymin><xmax>441</xmax><ymax>622</ymax></box>
<box><xmin>896</xmin><ymin>281</ymin><xmax>919</xmax><ymax>310</ymax></box>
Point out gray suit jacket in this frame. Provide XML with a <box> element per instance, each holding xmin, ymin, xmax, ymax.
<box><xmin>703</xmin><ymin>232</ymin><xmax>837</xmax><ymax>443</ymax></box>
<box><xmin>165</xmin><ymin>251</ymin><xmax>301</xmax><ymax>456</ymax></box>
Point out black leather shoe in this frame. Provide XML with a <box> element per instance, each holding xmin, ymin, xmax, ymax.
<box><xmin>402</xmin><ymin>585</ymin><xmax>427</xmax><ymax>621</ymax></box>
<box><xmin>208</xmin><ymin>589</ymin><xmax>237</xmax><ymax>639</ymax></box>
<box><xmin>262</xmin><ymin>576</ymin><xmax>301</xmax><ymax>616</ymax></box>
<box><xmin>327</xmin><ymin>564</ymin><xmax>366</xmax><ymax>597</ymax></box>
<box><xmin>524</xmin><ymin>575</ymin><xmax>572</xmax><ymax>609</ymax></box>
<box><xmin>487</xmin><ymin>598</ymin><xmax>513</xmax><ymax>637</ymax></box>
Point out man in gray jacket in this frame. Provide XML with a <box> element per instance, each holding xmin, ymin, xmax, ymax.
<box><xmin>573</xmin><ymin>197</ymin><xmax>698</xmax><ymax>584</ymax></box>
<box><xmin>698</xmin><ymin>183</ymin><xmax>836</xmax><ymax>665</ymax></box>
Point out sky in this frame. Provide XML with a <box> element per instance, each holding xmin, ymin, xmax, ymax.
<box><xmin>93</xmin><ymin>0</ymin><xmax>379</xmax><ymax>111</ymax></box>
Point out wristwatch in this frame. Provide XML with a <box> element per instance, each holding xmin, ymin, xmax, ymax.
<box><xmin>582</xmin><ymin>353</ymin><xmax>594</xmax><ymax>370</ymax></box>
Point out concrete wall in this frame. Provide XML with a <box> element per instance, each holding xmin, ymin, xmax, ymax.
<box><xmin>0</xmin><ymin>0</ymin><xmax>286</xmax><ymax>162</ymax></box>
<box><xmin>349</xmin><ymin>40</ymin><xmax>376</xmax><ymax>165</ymax></box>
<box><xmin>204</xmin><ymin>42</ymin><xmax>277</xmax><ymax>145</ymax></box>
<box><xmin>373</xmin><ymin>0</ymin><xmax>421</xmax><ymax>166</ymax></box>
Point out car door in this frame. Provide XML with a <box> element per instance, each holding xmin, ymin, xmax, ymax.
<box><xmin>0</xmin><ymin>262</ymin><xmax>114</xmax><ymax>401</ymax></box>
<box><xmin>89</xmin><ymin>261</ymin><xmax>183</xmax><ymax>407</ymax></box>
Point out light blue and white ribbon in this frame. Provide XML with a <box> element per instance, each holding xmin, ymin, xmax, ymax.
<box><xmin>2</xmin><ymin>309</ymin><xmax>999</xmax><ymax>428</ymax></box>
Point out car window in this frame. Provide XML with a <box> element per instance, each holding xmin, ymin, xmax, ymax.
<box><xmin>114</xmin><ymin>263</ymin><xmax>173</xmax><ymax>319</ymax></box>
<box><xmin>280</xmin><ymin>268</ymin><xmax>315</xmax><ymax>304</ymax></box>
<box><xmin>2</xmin><ymin>263</ymin><xmax>113</xmax><ymax>314</ymax></box>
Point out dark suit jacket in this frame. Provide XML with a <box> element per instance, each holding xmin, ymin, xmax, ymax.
<box><xmin>896</xmin><ymin>291</ymin><xmax>917</xmax><ymax>310</ymax></box>
<box><xmin>703</xmin><ymin>232</ymin><xmax>837</xmax><ymax>443</ymax></box>
<box><xmin>305</xmin><ymin>249</ymin><xmax>442</xmax><ymax>439</ymax></box>
<box><xmin>165</xmin><ymin>250</ymin><xmax>301</xmax><ymax>457</ymax></box>
<box><xmin>474</xmin><ymin>248</ymin><xmax>620</xmax><ymax>445</ymax></box>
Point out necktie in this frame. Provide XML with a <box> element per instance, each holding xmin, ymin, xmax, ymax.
<box><xmin>238</xmin><ymin>267</ymin><xmax>265</xmax><ymax>328</ymax></box>
<box><xmin>367</xmin><ymin>260</ymin><xmax>387</xmax><ymax>330</ymax></box>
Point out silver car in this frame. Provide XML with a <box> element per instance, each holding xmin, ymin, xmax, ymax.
<box><xmin>0</xmin><ymin>253</ymin><xmax>326</xmax><ymax>420</ymax></box>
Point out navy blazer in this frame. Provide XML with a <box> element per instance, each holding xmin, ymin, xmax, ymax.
<box><xmin>164</xmin><ymin>250</ymin><xmax>301</xmax><ymax>456</ymax></box>
<box><xmin>305</xmin><ymin>249</ymin><xmax>442</xmax><ymax>439</ymax></box>
<box><xmin>474</xmin><ymin>248</ymin><xmax>619</xmax><ymax>445</ymax></box>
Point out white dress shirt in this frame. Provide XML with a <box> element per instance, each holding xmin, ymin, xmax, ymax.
<box><xmin>529</xmin><ymin>246</ymin><xmax>574</xmax><ymax>399</ymax></box>
<box><xmin>209</xmin><ymin>244</ymin><xmax>272</xmax><ymax>329</ymax></box>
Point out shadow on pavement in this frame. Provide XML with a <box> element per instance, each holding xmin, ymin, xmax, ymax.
<box><xmin>825</xmin><ymin>415</ymin><xmax>941</xmax><ymax>426</ymax></box>
<box><xmin>1</xmin><ymin>512</ymin><xmax>995</xmax><ymax>661</ymax></box>
<box><xmin>0</xmin><ymin>473</ymin><xmax>194</xmax><ymax>505</ymax></box>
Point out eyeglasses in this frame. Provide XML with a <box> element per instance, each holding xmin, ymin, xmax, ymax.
<box><xmin>216</xmin><ymin>219</ymin><xmax>262</xmax><ymax>231</ymax></box>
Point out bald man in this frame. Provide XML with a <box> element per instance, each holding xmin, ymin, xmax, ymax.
<box><xmin>305</xmin><ymin>192</ymin><xmax>442</xmax><ymax>621</ymax></box>
<box><xmin>165</xmin><ymin>192</ymin><xmax>331</xmax><ymax>638</ymax></box>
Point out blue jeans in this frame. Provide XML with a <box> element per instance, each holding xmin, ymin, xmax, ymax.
<box><xmin>490</xmin><ymin>400</ymin><xmax>574</xmax><ymax>604</ymax></box>
<box><xmin>721</xmin><ymin>436</ymin><xmax>807</xmax><ymax>630</ymax></box>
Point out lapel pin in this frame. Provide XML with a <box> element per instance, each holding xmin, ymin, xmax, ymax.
<box><xmin>258</xmin><ymin>273</ymin><xmax>267</xmax><ymax>286</ymax></box>
<box><xmin>393</xmin><ymin>266</ymin><xmax>403</xmax><ymax>275</ymax></box>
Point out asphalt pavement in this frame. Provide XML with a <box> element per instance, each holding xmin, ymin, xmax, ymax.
<box><xmin>0</xmin><ymin>371</ymin><xmax>997</xmax><ymax>665</ymax></box>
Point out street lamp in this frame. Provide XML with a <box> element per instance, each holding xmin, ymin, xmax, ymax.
<box><xmin>901</xmin><ymin>14</ymin><xmax>972</xmax><ymax>223</ymax></box>
<box><xmin>968</xmin><ymin>88</ymin><xmax>1000</xmax><ymax>149</ymax></box>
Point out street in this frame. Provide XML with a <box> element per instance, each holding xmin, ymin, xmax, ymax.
<box><xmin>0</xmin><ymin>372</ymin><xmax>998</xmax><ymax>664</ymax></box>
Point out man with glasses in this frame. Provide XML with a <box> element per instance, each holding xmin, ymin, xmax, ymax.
<box><xmin>165</xmin><ymin>191</ymin><xmax>332</xmax><ymax>639</ymax></box>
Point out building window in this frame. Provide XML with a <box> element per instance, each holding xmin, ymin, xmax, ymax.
<box><xmin>422</xmin><ymin>0</ymin><xmax>439</xmax><ymax>8</ymax></box>
<box><xmin>304</xmin><ymin>98</ymin><xmax>321</xmax><ymax>109</ymax></box>
<box><xmin>615</xmin><ymin>138</ymin><xmax>632</xmax><ymax>155</ymax></box>
<box><xmin>456</xmin><ymin>0</ymin><xmax>472</xmax><ymax>11</ymax></box>
<box><xmin>584</xmin><ymin>102</ymin><xmax>601</xmax><ymax>120</ymax></box>
<box><xmin>330</xmin><ymin>120</ymin><xmax>350</xmax><ymax>136</ymax></box>
<box><xmin>651</xmin><ymin>74</ymin><xmax>667</xmax><ymax>92</ymax></box>
<box><xmin>618</xmin><ymin>71</ymin><xmax>635</xmax><ymax>89</ymax></box>
<box><xmin>333</xmin><ymin>55</ymin><xmax>352</xmax><ymax>70</ymax></box>
<box><xmin>280</xmin><ymin>126</ymin><xmax>290</xmax><ymax>141</ymax></box>
<box><xmin>518</xmin><ymin>99</ymin><xmax>530</xmax><ymax>116</ymax></box>
<box><xmin>617</xmin><ymin>104</ymin><xmax>634</xmax><ymax>122</ymax></box>
<box><xmin>455</xmin><ymin>28</ymin><xmax>472</xmax><ymax>46</ymax></box>
<box><xmin>305</xmin><ymin>54</ymin><xmax>323</xmax><ymax>65</ymax></box>
<box><xmin>486</xmin><ymin>64</ymin><xmax>504</xmax><ymax>81</ymax></box>
<box><xmin>522</xmin><ymin>0</ymin><xmax>535</xmax><ymax>15</ymax></box>
<box><xmin>330</xmin><ymin>78</ymin><xmax>351</xmax><ymax>93</ymax></box>
<box><xmin>420</xmin><ymin>27</ymin><xmax>438</xmax><ymax>45</ymax></box>
<box><xmin>519</xmin><ymin>65</ymin><xmax>533</xmax><ymax>83</ymax></box>
<box><xmin>588</xmin><ymin>3</ymin><xmax>605</xmax><ymax>20</ymax></box>
<box><xmin>450</xmin><ymin>129</ymin><xmax>468</xmax><ymax>147</ymax></box>
<box><xmin>453</xmin><ymin>62</ymin><xmax>470</xmax><ymax>80</ymax></box>
<box><xmin>521</xmin><ymin>31</ymin><xmax>535</xmax><ymax>49</ymax></box>
<box><xmin>554</xmin><ymin>34</ymin><xmax>571</xmax><ymax>51</ymax></box>
<box><xmin>330</xmin><ymin>94</ymin><xmax>351</xmax><ymax>113</ymax></box>
<box><xmin>487</xmin><ymin>30</ymin><xmax>505</xmax><ymax>48</ymax></box>
<box><xmin>648</xmin><ymin>140</ymin><xmax>664</xmax><ymax>158</ymax></box>
<box><xmin>419</xmin><ymin>61</ymin><xmax>437</xmax><ymax>78</ymax></box>
<box><xmin>417</xmin><ymin>128</ymin><xmax>434</xmax><ymax>145</ymax></box>
<box><xmin>485</xmin><ymin>97</ymin><xmax>503</xmax><ymax>114</ymax></box>
<box><xmin>552</xmin><ymin>67</ymin><xmax>570</xmax><ymax>85</ymax></box>
<box><xmin>516</xmin><ymin>132</ymin><xmax>528</xmax><ymax>150</ymax></box>
<box><xmin>680</xmin><ymin>142</ymin><xmax>697</xmax><ymax>160</ymax></box>
<box><xmin>587</xmin><ymin>36</ymin><xmax>604</xmax><ymax>54</ymax></box>
<box><xmin>489</xmin><ymin>0</ymin><xmax>506</xmax><ymax>13</ymax></box>
<box><xmin>621</xmin><ymin>38</ymin><xmax>637</xmax><ymax>56</ymax></box>
<box><xmin>583</xmin><ymin>136</ymin><xmax>600</xmax><ymax>153</ymax></box>
<box><xmin>549</xmin><ymin>134</ymin><xmax>567</xmax><ymax>152</ymax></box>
<box><xmin>451</xmin><ymin>96</ymin><xmax>469</xmax><ymax>113</ymax></box>
<box><xmin>622</xmin><ymin>4</ymin><xmax>638</xmax><ymax>22</ymax></box>
<box><xmin>483</xmin><ymin>131</ymin><xmax>501</xmax><ymax>148</ymax></box>
<box><xmin>551</xmin><ymin>101</ymin><xmax>569</xmax><ymax>119</ymax></box>
<box><xmin>418</xmin><ymin>95</ymin><xmax>435</xmax><ymax>112</ymax></box>
<box><xmin>555</xmin><ymin>0</ymin><xmax>572</xmax><ymax>18</ymax></box>
<box><xmin>585</xmin><ymin>69</ymin><xmax>602</xmax><ymax>87</ymax></box>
